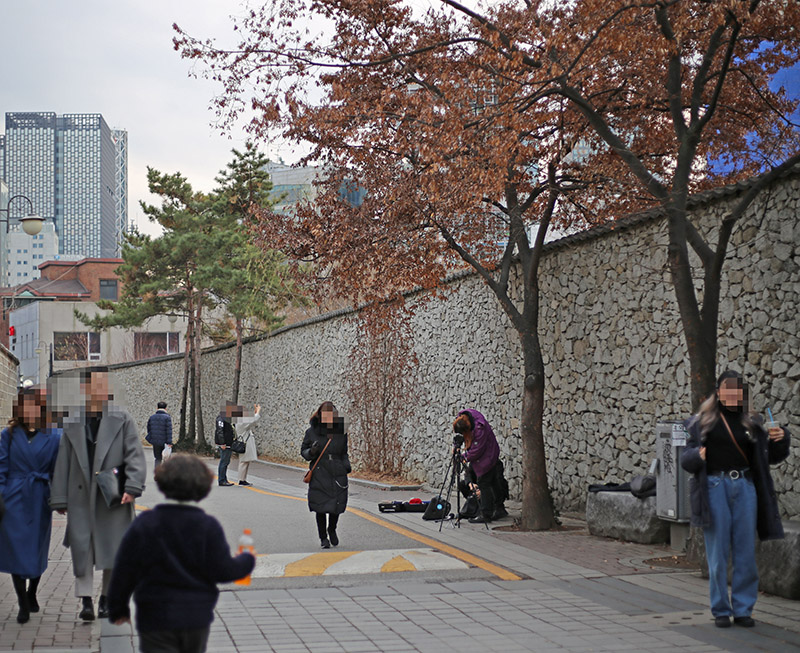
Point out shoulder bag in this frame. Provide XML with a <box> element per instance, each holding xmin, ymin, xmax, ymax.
<box><xmin>303</xmin><ymin>438</ymin><xmax>331</xmax><ymax>483</ymax></box>
<box><xmin>719</xmin><ymin>414</ymin><xmax>750</xmax><ymax>466</ymax></box>
<box><xmin>96</xmin><ymin>465</ymin><xmax>127</xmax><ymax>508</ymax></box>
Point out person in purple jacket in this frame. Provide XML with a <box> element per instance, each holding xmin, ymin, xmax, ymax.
<box><xmin>107</xmin><ymin>454</ymin><xmax>254</xmax><ymax>653</ymax></box>
<box><xmin>453</xmin><ymin>409</ymin><xmax>509</xmax><ymax>523</ymax></box>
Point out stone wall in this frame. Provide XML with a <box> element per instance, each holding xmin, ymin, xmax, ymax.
<box><xmin>106</xmin><ymin>172</ymin><xmax>800</xmax><ymax>519</ymax></box>
<box><xmin>0</xmin><ymin>345</ymin><xmax>19</xmax><ymax>421</ymax></box>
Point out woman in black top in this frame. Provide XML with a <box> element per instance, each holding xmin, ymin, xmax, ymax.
<box><xmin>681</xmin><ymin>370</ymin><xmax>790</xmax><ymax>629</ymax></box>
<box><xmin>301</xmin><ymin>402</ymin><xmax>351</xmax><ymax>548</ymax></box>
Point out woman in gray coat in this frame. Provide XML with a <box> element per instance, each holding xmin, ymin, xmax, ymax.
<box><xmin>50</xmin><ymin>368</ymin><xmax>146</xmax><ymax>621</ymax></box>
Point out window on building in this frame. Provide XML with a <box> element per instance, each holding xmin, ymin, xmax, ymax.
<box><xmin>99</xmin><ymin>279</ymin><xmax>118</xmax><ymax>301</ymax></box>
<box><xmin>133</xmin><ymin>332</ymin><xmax>180</xmax><ymax>360</ymax></box>
<box><xmin>53</xmin><ymin>332</ymin><xmax>101</xmax><ymax>361</ymax></box>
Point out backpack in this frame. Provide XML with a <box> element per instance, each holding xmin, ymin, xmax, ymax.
<box><xmin>422</xmin><ymin>495</ymin><xmax>451</xmax><ymax>521</ymax></box>
<box><xmin>458</xmin><ymin>494</ymin><xmax>480</xmax><ymax>520</ymax></box>
<box><xmin>214</xmin><ymin>418</ymin><xmax>226</xmax><ymax>446</ymax></box>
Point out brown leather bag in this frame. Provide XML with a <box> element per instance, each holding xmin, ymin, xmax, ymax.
<box><xmin>303</xmin><ymin>438</ymin><xmax>331</xmax><ymax>483</ymax></box>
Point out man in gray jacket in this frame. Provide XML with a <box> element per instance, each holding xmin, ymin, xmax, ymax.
<box><xmin>50</xmin><ymin>367</ymin><xmax>146</xmax><ymax>621</ymax></box>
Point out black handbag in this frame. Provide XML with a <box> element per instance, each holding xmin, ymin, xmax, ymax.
<box><xmin>96</xmin><ymin>465</ymin><xmax>127</xmax><ymax>508</ymax></box>
<box><xmin>231</xmin><ymin>439</ymin><xmax>246</xmax><ymax>454</ymax></box>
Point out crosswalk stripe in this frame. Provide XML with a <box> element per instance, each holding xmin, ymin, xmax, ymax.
<box><xmin>283</xmin><ymin>550</ymin><xmax>359</xmax><ymax>577</ymax></box>
<box><xmin>382</xmin><ymin>555</ymin><xmax>416</xmax><ymax>573</ymax></box>
<box><xmin>251</xmin><ymin>548</ymin><xmax>469</xmax><ymax>578</ymax></box>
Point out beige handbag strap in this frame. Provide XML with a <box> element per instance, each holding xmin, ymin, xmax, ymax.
<box><xmin>308</xmin><ymin>438</ymin><xmax>331</xmax><ymax>475</ymax></box>
<box><xmin>719</xmin><ymin>413</ymin><xmax>750</xmax><ymax>466</ymax></box>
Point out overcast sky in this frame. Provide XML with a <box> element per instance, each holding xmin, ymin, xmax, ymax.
<box><xmin>0</xmin><ymin>0</ymin><xmax>302</xmax><ymax>237</ymax></box>
<box><xmin>2</xmin><ymin>1</ymin><xmax>797</xmax><ymax>239</ymax></box>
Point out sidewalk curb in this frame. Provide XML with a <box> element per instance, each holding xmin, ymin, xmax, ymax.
<box><xmin>251</xmin><ymin>458</ymin><xmax>424</xmax><ymax>491</ymax></box>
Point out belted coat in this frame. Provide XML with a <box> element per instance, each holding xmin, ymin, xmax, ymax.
<box><xmin>50</xmin><ymin>406</ymin><xmax>146</xmax><ymax>576</ymax></box>
<box><xmin>301</xmin><ymin>418</ymin><xmax>350</xmax><ymax>514</ymax></box>
<box><xmin>0</xmin><ymin>426</ymin><xmax>61</xmax><ymax>577</ymax></box>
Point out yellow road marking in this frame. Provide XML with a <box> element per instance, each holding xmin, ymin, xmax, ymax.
<box><xmin>347</xmin><ymin>507</ymin><xmax>521</xmax><ymax>581</ymax></box>
<box><xmin>221</xmin><ymin>475</ymin><xmax>521</xmax><ymax>581</ymax></box>
<box><xmin>381</xmin><ymin>555</ymin><xmax>416</xmax><ymax>573</ymax></box>
<box><xmin>284</xmin><ymin>550</ymin><xmax>359</xmax><ymax>577</ymax></box>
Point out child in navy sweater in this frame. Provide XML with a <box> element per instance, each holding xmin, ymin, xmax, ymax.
<box><xmin>107</xmin><ymin>454</ymin><xmax>255</xmax><ymax>653</ymax></box>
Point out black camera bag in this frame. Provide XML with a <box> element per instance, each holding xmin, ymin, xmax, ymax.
<box><xmin>422</xmin><ymin>495</ymin><xmax>451</xmax><ymax>520</ymax></box>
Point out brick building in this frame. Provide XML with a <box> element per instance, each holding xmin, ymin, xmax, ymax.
<box><xmin>0</xmin><ymin>258</ymin><xmax>188</xmax><ymax>384</ymax></box>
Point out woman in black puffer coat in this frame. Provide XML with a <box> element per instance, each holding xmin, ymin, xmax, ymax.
<box><xmin>301</xmin><ymin>402</ymin><xmax>351</xmax><ymax>548</ymax></box>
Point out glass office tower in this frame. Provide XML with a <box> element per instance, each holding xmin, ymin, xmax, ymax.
<box><xmin>2</xmin><ymin>112</ymin><xmax>127</xmax><ymax>259</ymax></box>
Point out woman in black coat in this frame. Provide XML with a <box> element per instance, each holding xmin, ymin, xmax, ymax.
<box><xmin>301</xmin><ymin>402</ymin><xmax>350</xmax><ymax>548</ymax></box>
<box><xmin>681</xmin><ymin>370</ymin><xmax>790</xmax><ymax>629</ymax></box>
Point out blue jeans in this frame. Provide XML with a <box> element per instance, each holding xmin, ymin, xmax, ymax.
<box><xmin>703</xmin><ymin>473</ymin><xmax>758</xmax><ymax>618</ymax></box>
<box><xmin>218</xmin><ymin>447</ymin><xmax>232</xmax><ymax>484</ymax></box>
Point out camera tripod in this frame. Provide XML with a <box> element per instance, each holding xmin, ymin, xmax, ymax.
<box><xmin>434</xmin><ymin>437</ymin><xmax>489</xmax><ymax>532</ymax></box>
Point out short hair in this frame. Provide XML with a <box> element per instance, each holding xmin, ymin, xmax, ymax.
<box><xmin>157</xmin><ymin>401</ymin><xmax>167</xmax><ymax>409</ymax></box>
<box><xmin>154</xmin><ymin>454</ymin><xmax>214</xmax><ymax>502</ymax></box>
<box><xmin>453</xmin><ymin>414</ymin><xmax>472</xmax><ymax>434</ymax></box>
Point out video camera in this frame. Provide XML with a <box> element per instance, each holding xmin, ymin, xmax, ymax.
<box><xmin>452</xmin><ymin>433</ymin><xmax>465</xmax><ymax>449</ymax></box>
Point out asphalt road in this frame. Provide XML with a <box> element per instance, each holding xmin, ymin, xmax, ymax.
<box><xmin>134</xmin><ymin>453</ymin><xmax>495</xmax><ymax>589</ymax></box>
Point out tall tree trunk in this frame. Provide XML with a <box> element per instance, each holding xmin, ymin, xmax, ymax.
<box><xmin>193</xmin><ymin>296</ymin><xmax>205</xmax><ymax>448</ymax></box>
<box><xmin>666</xmin><ymin>210</ymin><xmax>717</xmax><ymax>410</ymax></box>
<box><xmin>518</xmin><ymin>325</ymin><xmax>555</xmax><ymax>530</ymax></box>
<box><xmin>232</xmin><ymin>316</ymin><xmax>243</xmax><ymax>403</ymax></box>
<box><xmin>187</xmin><ymin>315</ymin><xmax>196</xmax><ymax>447</ymax></box>
<box><xmin>179</xmin><ymin>309</ymin><xmax>192</xmax><ymax>444</ymax></box>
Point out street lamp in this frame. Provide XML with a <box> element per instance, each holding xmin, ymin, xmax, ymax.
<box><xmin>34</xmin><ymin>341</ymin><xmax>54</xmax><ymax>381</ymax></box>
<box><xmin>0</xmin><ymin>194</ymin><xmax>44</xmax><ymax>235</ymax></box>
<box><xmin>0</xmin><ymin>193</ymin><xmax>44</xmax><ymax>286</ymax></box>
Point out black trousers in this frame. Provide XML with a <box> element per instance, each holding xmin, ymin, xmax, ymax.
<box><xmin>152</xmin><ymin>443</ymin><xmax>165</xmax><ymax>468</ymax></box>
<box><xmin>139</xmin><ymin>626</ymin><xmax>210</xmax><ymax>653</ymax></box>
<box><xmin>316</xmin><ymin>512</ymin><xmax>339</xmax><ymax>540</ymax></box>
<box><xmin>476</xmin><ymin>460</ymin><xmax>506</xmax><ymax>518</ymax></box>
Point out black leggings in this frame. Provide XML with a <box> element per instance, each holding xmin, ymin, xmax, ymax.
<box><xmin>316</xmin><ymin>512</ymin><xmax>339</xmax><ymax>540</ymax></box>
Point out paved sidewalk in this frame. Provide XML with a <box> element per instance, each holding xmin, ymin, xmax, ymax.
<box><xmin>0</xmin><ymin>516</ymin><xmax>99</xmax><ymax>652</ymax></box>
<box><xmin>3</xmin><ymin>459</ymin><xmax>799</xmax><ymax>652</ymax></box>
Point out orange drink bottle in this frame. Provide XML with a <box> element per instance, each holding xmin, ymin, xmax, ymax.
<box><xmin>235</xmin><ymin>529</ymin><xmax>255</xmax><ymax>586</ymax></box>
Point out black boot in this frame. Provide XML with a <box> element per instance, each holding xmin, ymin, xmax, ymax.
<box><xmin>328</xmin><ymin>528</ymin><xmax>339</xmax><ymax>547</ymax></box>
<box><xmin>12</xmin><ymin>575</ymin><xmax>30</xmax><ymax>624</ymax></box>
<box><xmin>79</xmin><ymin>596</ymin><xmax>95</xmax><ymax>621</ymax></box>
<box><xmin>97</xmin><ymin>595</ymin><xmax>109</xmax><ymax>619</ymax></box>
<box><xmin>27</xmin><ymin>576</ymin><xmax>41</xmax><ymax>613</ymax></box>
<box><xmin>320</xmin><ymin>538</ymin><xmax>331</xmax><ymax>549</ymax></box>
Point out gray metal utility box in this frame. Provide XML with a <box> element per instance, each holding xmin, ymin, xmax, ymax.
<box><xmin>655</xmin><ymin>420</ymin><xmax>691</xmax><ymax>522</ymax></box>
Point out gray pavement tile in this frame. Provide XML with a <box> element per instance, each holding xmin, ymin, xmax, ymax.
<box><xmin>240</xmin><ymin>588</ymin><xmax>296</xmax><ymax>602</ymax></box>
<box><xmin>287</xmin><ymin>588</ymin><xmax>346</xmax><ymax>600</ymax></box>
<box><xmin>340</xmin><ymin>585</ymin><xmax>400</xmax><ymax>597</ymax></box>
<box><xmin>387</xmin><ymin>582</ymin><xmax>454</xmax><ymax>596</ymax></box>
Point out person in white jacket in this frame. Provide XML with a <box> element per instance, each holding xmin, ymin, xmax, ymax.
<box><xmin>235</xmin><ymin>404</ymin><xmax>261</xmax><ymax>486</ymax></box>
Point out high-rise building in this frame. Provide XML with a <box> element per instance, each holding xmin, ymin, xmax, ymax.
<box><xmin>4</xmin><ymin>221</ymin><xmax>83</xmax><ymax>284</ymax></box>
<box><xmin>1</xmin><ymin>112</ymin><xmax>127</xmax><ymax>261</ymax></box>
<box><xmin>112</xmin><ymin>129</ymin><xmax>128</xmax><ymax>253</ymax></box>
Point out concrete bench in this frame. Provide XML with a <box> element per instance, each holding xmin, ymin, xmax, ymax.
<box><xmin>687</xmin><ymin>520</ymin><xmax>800</xmax><ymax>600</ymax></box>
<box><xmin>586</xmin><ymin>491</ymin><xmax>670</xmax><ymax>544</ymax></box>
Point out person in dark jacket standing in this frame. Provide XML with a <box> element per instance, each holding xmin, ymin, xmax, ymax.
<box><xmin>107</xmin><ymin>454</ymin><xmax>254</xmax><ymax>653</ymax></box>
<box><xmin>0</xmin><ymin>388</ymin><xmax>61</xmax><ymax>624</ymax></box>
<box><xmin>215</xmin><ymin>402</ymin><xmax>237</xmax><ymax>487</ymax></box>
<box><xmin>681</xmin><ymin>370</ymin><xmax>791</xmax><ymax>629</ymax></box>
<box><xmin>145</xmin><ymin>402</ymin><xmax>172</xmax><ymax>469</ymax></box>
<box><xmin>453</xmin><ymin>409</ymin><xmax>508</xmax><ymax>523</ymax></box>
<box><xmin>301</xmin><ymin>402</ymin><xmax>350</xmax><ymax>548</ymax></box>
